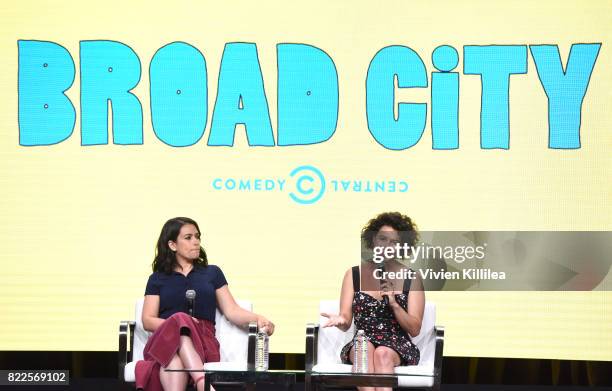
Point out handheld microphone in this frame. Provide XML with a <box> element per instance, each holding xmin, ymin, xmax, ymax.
<box><xmin>377</xmin><ymin>262</ymin><xmax>390</xmax><ymax>306</ymax></box>
<box><xmin>185</xmin><ymin>289</ymin><xmax>196</xmax><ymax>317</ymax></box>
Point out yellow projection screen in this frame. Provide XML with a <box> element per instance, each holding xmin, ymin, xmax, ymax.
<box><xmin>0</xmin><ymin>0</ymin><xmax>611</xmax><ymax>361</ymax></box>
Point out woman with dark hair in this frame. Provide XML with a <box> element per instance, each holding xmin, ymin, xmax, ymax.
<box><xmin>321</xmin><ymin>212</ymin><xmax>425</xmax><ymax>391</ymax></box>
<box><xmin>135</xmin><ymin>217</ymin><xmax>275</xmax><ymax>391</ymax></box>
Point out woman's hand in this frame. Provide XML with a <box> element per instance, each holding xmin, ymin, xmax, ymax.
<box><xmin>257</xmin><ymin>316</ymin><xmax>275</xmax><ymax>336</ymax></box>
<box><xmin>321</xmin><ymin>312</ymin><xmax>348</xmax><ymax>329</ymax></box>
<box><xmin>381</xmin><ymin>291</ymin><xmax>400</xmax><ymax>309</ymax></box>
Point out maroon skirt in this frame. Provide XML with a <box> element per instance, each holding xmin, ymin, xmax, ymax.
<box><xmin>135</xmin><ymin>312</ymin><xmax>220</xmax><ymax>391</ymax></box>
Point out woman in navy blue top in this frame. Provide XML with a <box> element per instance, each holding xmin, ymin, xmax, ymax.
<box><xmin>135</xmin><ymin>217</ymin><xmax>275</xmax><ymax>391</ymax></box>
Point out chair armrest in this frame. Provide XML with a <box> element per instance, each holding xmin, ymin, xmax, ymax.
<box><xmin>118</xmin><ymin>320</ymin><xmax>135</xmax><ymax>382</ymax></box>
<box><xmin>247</xmin><ymin>322</ymin><xmax>258</xmax><ymax>371</ymax></box>
<box><xmin>305</xmin><ymin>323</ymin><xmax>319</xmax><ymax>371</ymax></box>
<box><xmin>433</xmin><ymin>325</ymin><xmax>445</xmax><ymax>389</ymax></box>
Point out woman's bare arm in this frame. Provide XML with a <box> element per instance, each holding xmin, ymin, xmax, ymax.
<box><xmin>215</xmin><ymin>285</ymin><xmax>275</xmax><ymax>335</ymax></box>
<box><xmin>142</xmin><ymin>295</ymin><xmax>165</xmax><ymax>332</ymax></box>
<box><xmin>321</xmin><ymin>268</ymin><xmax>354</xmax><ymax>331</ymax></box>
<box><xmin>385</xmin><ymin>274</ymin><xmax>425</xmax><ymax>337</ymax></box>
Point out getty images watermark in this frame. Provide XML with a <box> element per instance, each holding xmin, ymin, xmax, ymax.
<box><xmin>369</xmin><ymin>241</ymin><xmax>501</xmax><ymax>283</ymax></box>
<box><xmin>361</xmin><ymin>231</ymin><xmax>612</xmax><ymax>291</ymax></box>
<box><xmin>210</xmin><ymin>165</ymin><xmax>409</xmax><ymax>204</ymax></box>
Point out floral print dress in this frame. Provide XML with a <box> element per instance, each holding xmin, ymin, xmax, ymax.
<box><xmin>340</xmin><ymin>267</ymin><xmax>420</xmax><ymax>366</ymax></box>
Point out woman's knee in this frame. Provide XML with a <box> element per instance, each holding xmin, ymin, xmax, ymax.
<box><xmin>165</xmin><ymin>353</ymin><xmax>184</xmax><ymax>369</ymax></box>
<box><xmin>179</xmin><ymin>334</ymin><xmax>196</xmax><ymax>349</ymax></box>
<box><xmin>373</xmin><ymin>347</ymin><xmax>397</xmax><ymax>367</ymax></box>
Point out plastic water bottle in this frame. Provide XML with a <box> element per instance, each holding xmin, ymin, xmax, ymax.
<box><xmin>352</xmin><ymin>330</ymin><xmax>368</xmax><ymax>373</ymax></box>
<box><xmin>255</xmin><ymin>327</ymin><xmax>269</xmax><ymax>371</ymax></box>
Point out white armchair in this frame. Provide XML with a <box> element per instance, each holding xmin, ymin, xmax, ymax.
<box><xmin>305</xmin><ymin>301</ymin><xmax>444</xmax><ymax>390</ymax></box>
<box><xmin>118</xmin><ymin>298</ymin><xmax>256</xmax><ymax>386</ymax></box>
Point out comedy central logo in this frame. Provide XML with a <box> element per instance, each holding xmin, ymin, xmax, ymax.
<box><xmin>288</xmin><ymin>165</ymin><xmax>326</xmax><ymax>204</ymax></box>
<box><xmin>211</xmin><ymin>165</ymin><xmax>408</xmax><ymax>205</ymax></box>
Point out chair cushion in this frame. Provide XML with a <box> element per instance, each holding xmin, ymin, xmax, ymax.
<box><xmin>124</xmin><ymin>360</ymin><xmax>136</xmax><ymax>382</ymax></box>
<box><xmin>312</xmin><ymin>363</ymin><xmax>352</xmax><ymax>373</ymax></box>
<box><xmin>411</xmin><ymin>302</ymin><xmax>436</xmax><ymax>365</ymax></box>
<box><xmin>203</xmin><ymin>361</ymin><xmax>248</xmax><ymax>371</ymax></box>
<box><xmin>394</xmin><ymin>364</ymin><xmax>434</xmax><ymax>376</ymax></box>
<box><xmin>215</xmin><ymin>299</ymin><xmax>252</xmax><ymax>363</ymax></box>
<box><xmin>397</xmin><ymin>375</ymin><xmax>434</xmax><ymax>388</ymax></box>
<box><xmin>133</xmin><ymin>298</ymin><xmax>152</xmax><ymax>362</ymax></box>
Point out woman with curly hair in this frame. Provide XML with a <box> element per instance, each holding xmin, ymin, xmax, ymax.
<box><xmin>321</xmin><ymin>212</ymin><xmax>425</xmax><ymax>391</ymax></box>
<box><xmin>135</xmin><ymin>217</ymin><xmax>275</xmax><ymax>391</ymax></box>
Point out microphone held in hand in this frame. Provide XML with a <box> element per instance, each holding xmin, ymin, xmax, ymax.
<box><xmin>377</xmin><ymin>262</ymin><xmax>390</xmax><ymax>306</ymax></box>
<box><xmin>185</xmin><ymin>289</ymin><xmax>196</xmax><ymax>317</ymax></box>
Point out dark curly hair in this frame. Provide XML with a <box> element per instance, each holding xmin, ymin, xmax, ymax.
<box><xmin>361</xmin><ymin>212</ymin><xmax>419</xmax><ymax>249</ymax></box>
<box><xmin>152</xmin><ymin>217</ymin><xmax>208</xmax><ymax>274</ymax></box>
